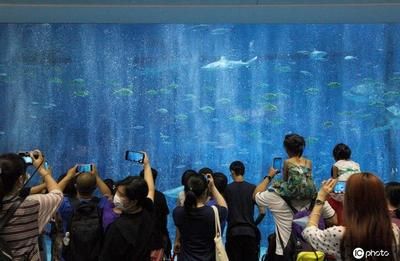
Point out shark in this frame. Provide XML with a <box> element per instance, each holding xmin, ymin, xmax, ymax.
<box><xmin>201</xmin><ymin>56</ymin><xmax>258</xmax><ymax>70</ymax></box>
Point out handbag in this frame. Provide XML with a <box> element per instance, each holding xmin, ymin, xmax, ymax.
<box><xmin>211</xmin><ymin>206</ymin><xmax>229</xmax><ymax>261</ymax></box>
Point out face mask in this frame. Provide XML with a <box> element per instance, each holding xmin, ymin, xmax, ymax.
<box><xmin>113</xmin><ymin>193</ymin><xmax>126</xmax><ymax>210</ymax></box>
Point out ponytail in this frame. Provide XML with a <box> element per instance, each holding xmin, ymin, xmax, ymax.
<box><xmin>184</xmin><ymin>191</ymin><xmax>197</xmax><ymax>211</ymax></box>
<box><xmin>183</xmin><ymin>174</ymin><xmax>207</xmax><ymax>212</ymax></box>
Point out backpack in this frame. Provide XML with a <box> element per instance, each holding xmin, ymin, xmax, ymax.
<box><xmin>276</xmin><ymin>199</ymin><xmax>325</xmax><ymax>261</ymax></box>
<box><xmin>63</xmin><ymin>197</ymin><xmax>103</xmax><ymax>261</ymax></box>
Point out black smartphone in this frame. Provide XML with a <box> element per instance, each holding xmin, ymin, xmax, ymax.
<box><xmin>272</xmin><ymin>157</ymin><xmax>283</xmax><ymax>173</ymax></box>
<box><xmin>125</xmin><ymin>151</ymin><xmax>145</xmax><ymax>164</ymax></box>
<box><xmin>333</xmin><ymin>181</ymin><xmax>346</xmax><ymax>194</ymax></box>
<box><xmin>76</xmin><ymin>164</ymin><xmax>93</xmax><ymax>173</ymax></box>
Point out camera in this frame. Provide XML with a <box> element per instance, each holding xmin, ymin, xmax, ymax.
<box><xmin>18</xmin><ymin>151</ymin><xmax>41</xmax><ymax>166</ymax></box>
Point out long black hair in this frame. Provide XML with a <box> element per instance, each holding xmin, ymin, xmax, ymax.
<box><xmin>0</xmin><ymin>153</ymin><xmax>27</xmax><ymax>209</ymax></box>
<box><xmin>183</xmin><ymin>174</ymin><xmax>208</xmax><ymax>212</ymax></box>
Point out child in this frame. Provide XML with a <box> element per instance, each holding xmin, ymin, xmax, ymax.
<box><xmin>273</xmin><ymin>133</ymin><xmax>317</xmax><ymax>200</ymax></box>
<box><xmin>331</xmin><ymin>143</ymin><xmax>360</xmax><ymax>181</ymax></box>
<box><xmin>328</xmin><ymin>143</ymin><xmax>360</xmax><ymax>225</ymax></box>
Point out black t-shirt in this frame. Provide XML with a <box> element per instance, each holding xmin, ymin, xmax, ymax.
<box><xmin>224</xmin><ymin>181</ymin><xmax>257</xmax><ymax>237</ymax></box>
<box><xmin>149</xmin><ymin>190</ymin><xmax>170</xmax><ymax>250</ymax></box>
<box><xmin>100</xmin><ymin>199</ymin><xmax>154</xmax><ymax>261</ymax></box>
<box><xmin>173</xmin><ymin>205</ymin><xmax>228</xmax><ymax>261</ymax></box>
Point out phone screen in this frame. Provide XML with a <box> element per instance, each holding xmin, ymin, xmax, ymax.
<box><xmin>273</xmin><ymin>157</ymin><xmax>283</xmax><ymax>173</ymax></box>
<box><xmin>76</xmin><ymin>164</ymin><xmax>92</xmax><ymax>173</ymax></box>
<box><xmin>333</xmin><ymin>181</ymin><xmax>346</xmax><ymax>193</ymax></box>
<box><xmin>125</xmin><ymin>151</ymin><xmax>144</xmax><ymax>163</ymax></box>
<box><xmin>22</xmin><ymin>156</ymin><xmax>33</xmax><ymax>165</ymax></box>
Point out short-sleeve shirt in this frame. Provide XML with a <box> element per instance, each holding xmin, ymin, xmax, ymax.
<box><xmin>0</xmin><ymin>190</ymin><xmax>63</xmax><ymax>261</ymax></box>
<box><xmin>224</xmin><ymin>181</ymin><xmax>257</xmax><ymax>237</ymax></box>
<box><xmin>255</xmin><ymin>190</ymin><xmax>335</xmax><ymax>255</ymax></box>
<box><xmin>100</xmin><ymin>199</ymin><xmax>155</xmax><ymax>261</ymax></box>
<box><xmin>302</xmin><ymin>224</ymin><xmax>400</xmax><ymax>261</ymax></box>
<box><xmin>173</xmin><ymin>205</ymin><xmax>228</xmax><ymax>261</ymax></box>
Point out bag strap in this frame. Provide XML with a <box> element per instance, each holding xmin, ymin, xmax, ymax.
<box><xmin>211</xmin><ymin>206</ymin><xmax>221</xmax><ymax>237</ymax></box>
<box><xmin>0</xmin><ymin>199</ymin><xmax>25</xmax><ymax>231</ymax></box>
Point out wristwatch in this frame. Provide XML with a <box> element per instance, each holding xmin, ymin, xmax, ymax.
<box><xmin>315</xmin><ymin>199</ymin><xmax>325</xmax><ymax>205</ymax></box>
<box><xmin>264</xmin><ymin>175</ymin><xmax>273</xmax><ymax>182</ymax></box>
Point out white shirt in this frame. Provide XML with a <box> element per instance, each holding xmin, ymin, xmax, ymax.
<box><xmin>255</xmin><ymin>190</ymin><xmax>335</xmax><ymax>255</ymax></box>
<box><xmin>334</xmin><ymin>160</ymin><xmax>360</xmax><ymax>181</ymax></box>
<box><xmin>302</xmin><ymin>224</ymin><xmax>400</xmax><ymax>261</ymax></box>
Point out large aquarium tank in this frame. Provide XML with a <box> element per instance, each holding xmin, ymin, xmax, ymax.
<box><xmin>1</xmin><ymin>24</ymin><xmax>400</xmax><ymax>253</ymax></box>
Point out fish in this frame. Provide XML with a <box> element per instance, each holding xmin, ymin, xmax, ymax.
<box><xmin>309</xmin><ymin>50</ymin><xmax>327</xmax><ymax>61</ymax></box>
<box><xmin>0</xmin><ymin>73</ymin><xmax>7</xmax><ymax>77</ymax></box>
<box><xmin>0</xmin><ymin>131</ymin><xmax>5</xmax><ymax>135</ymax></box>
<box><xmin>113</xmin><ymin>88</ymin><xmax>133</xmax><ymax>96</ymax></box>
<box><xmin>183</xmin><ymin>94</ymin><xmax>197</xmax><ymax>101</ymax></box>
<box><xmin>323</xmin><ymin>121</ymin><xmax>334</xmax><ymax>128</ymax></box>
<box><xmin>133</xmin><ymin>125</ymin><xmax>145</xmax><ymax>130</ymax></box>
<box><xmin>145</xmin><ymin>89</ymin><xmax>158</xmax><ymax>96</ymax></box>
<box><xmin>199</xmin><ymin>106</ymin><xmax>215</xmax><ymax>113</ymax></box>
<box><xmin>275</xmin><ymin>64</ymin><xmax>291</xmax><ymax>73</ymax></box>
<box><xmin>327</xmin><ymin>82</ymin><xmax>341</xmax><ymax>88</ymax></box>
<box><xmin>73</xmin><ymin>90</ymin><xmax>89</xmax><ymax>97</ymax></box>
<box><xmin>299</xmin><ymin>70</ymin><xmax>313</xmax><ymax>77</ymax></box>
<box><xmin>216</xmin><ymin>98</ymin><xmax>231</xmax><ymax>105</ymax></box>
<box><xmin>304</xmin><ymin>88</ymin><xmax>320</xmax><ymax>95</ymax></box>
<box><xmin>31</xmin><ymin>101</ymin><xmax>40</xmax><ymax>105</ymax></box>
<box><xmin>49</xmin><ymin>77</ymin><xmax>63</xmax><ymax>84</ymax></box>
<box><xmin>72</xmin><ymin>78</ymin><xmax>85</xmax><ymax>84</ymax></box>
<box><xmin>386</xmin><ymin>104</ymin><xmax>400</xmax><ymax>117</ymax></box>
<box><xmin>263</xmin><ymin>103</ymin><xmax>278</xmax><ymax>112</ymax></box>
<box><xmin>344</xmin><ymin>55</ymin><xmax>358</xmax><ymax>61</ymax></box>
<box><xmin>157</xmin><ymin>108</ymin><xmax>169</xmax><ymax>114</ymax></box>
<box><xmin>175</xmin><ymin>113</ymin><xmax>188</xmax><ymax>121</ymax></box>
<box><xmin>210</xmin><ymin>28</ymin><xmax>231</xmax><ymax>35</ymax></box>
<box><xmin>160</xmin><ymin>132</ymin><xmax>169</xmax><ymax>140</ymax></box>
<box><xmin>175</xmin><ymin>165</ymin><xmax>186</xmax><ymax>169</ymax></box>
<box><xmin>201</xmin><ymin>56</ymin><xmax>258</xmax><ymax>70</ymax></box>
<box><xmin>229</xmin><ymin>115</ymin><xmax>247</xmax><ymax>123</ymax></box>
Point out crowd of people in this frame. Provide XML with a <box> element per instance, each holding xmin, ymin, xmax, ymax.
<box><xmin>0</xmin><ymin>133</ymin><xmax>399</xmax><ymax>261</ymax></box>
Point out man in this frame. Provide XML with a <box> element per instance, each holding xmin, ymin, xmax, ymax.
<box><xmin>253</xmin><ymin>167</ymin><xmax>337</xmax><ymax>260</ymax></box>
<box><xmin>57</xmin><ymin>164</ymin><xmax>111</xmax><ymax>261</ymax></box>
<box><xmin>224</xmin><ymin>161</ymin><xmax>265</xmax><ymax>261</ymax></box>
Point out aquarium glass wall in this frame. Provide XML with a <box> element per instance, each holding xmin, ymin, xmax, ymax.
<box><xmin>1</xmin><ymin>24</ymin><xmax>400</xmax><ymax>249</ymax></box>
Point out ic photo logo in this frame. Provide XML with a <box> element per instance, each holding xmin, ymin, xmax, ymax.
<box><xmin>353</xmin><ymin>248</ymin><xmax>390</xmax><ymax>259</ymax></box>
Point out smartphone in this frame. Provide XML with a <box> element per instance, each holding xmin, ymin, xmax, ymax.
<box><xmin>125</xmin><ymin>151</ymin><xmax>145</xmax><ymax>164</ymax></box>
<box><xmin>18</xmin><ymin>152</ymin><xmax>33</xmax><ymax>165</ymax></box>
<box><xmin>76</xmin><ymin>164</ymin><xmax>93</xmax><ymax>173</ymax></box>
<box><xmin>272</xmin><ymin>157</ymin><xmax>283</xmax><ymax>173</ymax></box>
<box><xmin>333</xmin><ymin>181</ymin><xmax>346</xmax><ymax>194</ymax></box>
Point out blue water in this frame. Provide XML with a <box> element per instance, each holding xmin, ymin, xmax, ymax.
<box><xmin>1</xmin><ymin>24</ymin><xmax>400</xmax><ymax>253</ymax></box>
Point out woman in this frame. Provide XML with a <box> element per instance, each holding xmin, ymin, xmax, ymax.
<box><xmin>173</xmin><ymin>173</ymin><xmax>228</xmax><ymax>261</ymax></box>
<box><xmin>100</xmin><ymin>152</ymin><xmax>155</xmax><ymax>261</ymax></box>
<box><xmin>303</xmin><ymin>173</ymin><xmax>400</xmax><ymax>260</ymax></box>
<box><xmin>386</xmin><ymin>182</ymin><xmax>400</xmax><ymax>228</ymax></box>
<box><xmin>0</xmin><ymin>151</ymin><xmax>63</xmax><ymax>261</ymax></box>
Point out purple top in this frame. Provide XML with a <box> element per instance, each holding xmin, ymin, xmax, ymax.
<box><xmin>102</xmin><ymin>198</ymin><xmax>120</xmax><ymax>231</ymax></box>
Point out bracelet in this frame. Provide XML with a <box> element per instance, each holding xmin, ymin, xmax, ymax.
<box><xmin>315</xmin><ymin>199</ymin><xmax>325</xmax><ymax>205</ymax></box>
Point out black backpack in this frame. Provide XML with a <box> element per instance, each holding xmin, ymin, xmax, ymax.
<box><xmin>63</xmin><ymin>197</ymin><xmax>103</xmax><ymax>261</ymax></box>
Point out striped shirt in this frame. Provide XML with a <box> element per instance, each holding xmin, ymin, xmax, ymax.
<box><xmin>0</xmin><ymin>189</ymin><xmax>63</xmax><ymax>261</ymax></box>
